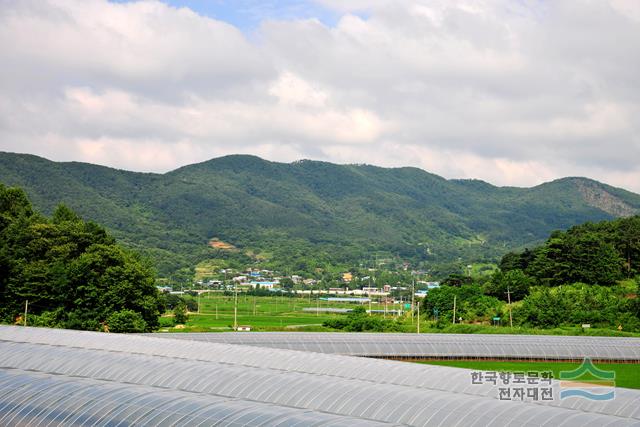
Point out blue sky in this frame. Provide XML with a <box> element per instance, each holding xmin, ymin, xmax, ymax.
<box><xmin>113</xmin><ymin>0</ymin><xmax>341</xmax><ymax>30</ymax></box>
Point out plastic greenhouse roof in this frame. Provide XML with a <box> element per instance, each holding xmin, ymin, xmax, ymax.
<box><xmin>152</xmin><ymin>331</ymin><xmax>640</xmax><ymax>361</ymax></box>
<box><xmin>0</xmin><ymin>370</ymin><xmax>387</xmax><ymax>427</ymax></box>
<box><xmin>1</xmin><ymin>326</ymin><xmax>639</xmax><ymax>426</ymax></box>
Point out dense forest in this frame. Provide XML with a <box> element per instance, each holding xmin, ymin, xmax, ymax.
<box><xmin>2</xmin><ymin>181</ymin><xmax>639</xmax><ymax>334</ymax></box>
<box><xmin>1</xmin><ymin>152</ymin><xmax>639</xmax><ymax>279</ymax></box>
<box><xmin>0</xmin><ymin>184</ymin><xmax>164</xmax><ymax>332</ymax></box>
<box><xmin>500</xmin><ymin>216</ymin><xmax>640</xmax><ymax>285</ymax></box>
<box><xmin>420</xmin><ymin>216</ymin><xmax>640</xmax><ymax>332</ymax></box>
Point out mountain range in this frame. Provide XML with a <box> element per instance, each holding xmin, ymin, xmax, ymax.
<box><xmin>1</xmin><ymin>151</ymin><xmax>639</xmax><ymax>277</ymax></box>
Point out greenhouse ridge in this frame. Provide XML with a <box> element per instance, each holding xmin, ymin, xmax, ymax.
<box><xmin>151</xmin><ymin>332</ymin><xmax>640</xmax><ymax>363</ymax></box>
<box><xmin>1</xmin><ymin>326</ymin><xmax>640</xmax><ymax>426</ymax></box>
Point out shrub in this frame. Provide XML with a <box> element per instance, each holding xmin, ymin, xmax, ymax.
<box><xmin>106</xmin><ymin>310</ymin><xmax>148</xmax><ymax>333</ymax></box>
<box><xmin>173</xmin><ymin>302</ymin><xmax>188</xmax><ymax>324</ymax></box>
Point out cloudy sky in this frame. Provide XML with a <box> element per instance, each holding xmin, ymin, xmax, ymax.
<box><xmin>1</xmin><ymin>0</ymin><xmax>639</xmax><ymax>191</ymax></box>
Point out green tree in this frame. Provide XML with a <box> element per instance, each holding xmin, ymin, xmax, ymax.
<box><xmin>485</xmin><ymin>269</ymin><xmax>532</xmax><ymax>302</ymax></box>
<box><xmin>441</xmin><ymin>274</ymin><xmax>472</xmax><ymax>287</ymax></box>
<box><xmin>498</xmin><ymin>252</ymin><xmax>521</xmax><ymax>272</ymax></box>
<box><xmin>515</xmin><ymin>284</ymin><xmax>638</xmax><ymax>330</ymax></box>
<box><xmin>280</xmin><ymin>277</ymin><xmax>294</xmax><ymax>290</ymax></box>
<box><xmin>632</xmin><ymin>282</ymin><xmax>640</xmax><ymax>320</ymax></box>
<box><xmin>106</xmin><ymin>310</ymin><xmax>148</xmax><ymax>333</ymax></box>
<box><xmin>0</xmin><ymin>184</ymin><xmax>32</xmax><ymax>228</ymax></box>
<box><xmin>615</xmin><ymin>217</ymin><xmax>640</xmax><ymax>277</ymax></box>
<box><xmin>421</xmin><ymin>285</ymin><xmax>503</xmax><ymax>323</ymax></box>
<box><xmin>65</xmin><ymin>244</ymin><xmax>162</xmax><ymax>331</ymax></box>
<box><xmin>0</xmin><ymin>185</ymin><xmax>162</xmax><ymax>331</ymax></box>
<box><xmin>323</xmin><ymin>306</ymin><xmax>400</xmax><ymax>332</ymax></box>
<box><xmin>499</xmin><ymin>248</ymin><xmax>536</xmax><ymax>273</ymax></box>
<box><xmin>173</xmin><ymin>302</ymin><xmax>188</xmax><ymax>324</ymax></box>
<box><xmin>527</xmin><ymin>231</ymin><xmax>623</xmax><ymax>286</ymax></box>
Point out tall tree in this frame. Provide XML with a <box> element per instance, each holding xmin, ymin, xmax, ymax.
<box><xmin>0</xmin><ymin>185</ymin><xmax>162</xmax><ymax>331</ymax></box>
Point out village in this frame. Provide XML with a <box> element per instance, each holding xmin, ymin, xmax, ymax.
<box><xmin>159</xmin><ymin>267</ymin><xmax>441</xmax><ymax>302</ymax></box>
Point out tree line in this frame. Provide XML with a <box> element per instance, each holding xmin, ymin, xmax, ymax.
<box><xmin>500</xmin><ymin>216</ymin><xmax>640</xmax><ymax>285</ymax></box>
<box><xmin>421</xmin><ymin>216</ymin><xmax>640</xmax><ymax>331</ymax></box>
<box><xmin>0</xmin><ymin>184</ymin><xmax>164</xmax><ymax>332</ymax></box>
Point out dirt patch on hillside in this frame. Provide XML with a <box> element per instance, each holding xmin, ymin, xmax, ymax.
<box><xmin>208</xmin><ymin>238</ymin><xmax>236</xmax><ymax>250</ymax></box>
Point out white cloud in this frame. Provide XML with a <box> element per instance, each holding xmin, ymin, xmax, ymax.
<box><xmin>1</xmin><ymin>0</ymin><xmax>639</xmax><ymax>192</ymax></box>
<box><xmin>269</xmin><ymin>71</ymin><xmax>328</xmax><ymax>108</ymax></box>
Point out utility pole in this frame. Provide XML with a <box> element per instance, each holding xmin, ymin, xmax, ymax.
<box><xmin>369</xmin><ymin>296</ymin><xmax>372</xmax><ymax>316</ymax></box>
<box><xmin>197</xmin><ymin>292</ymin><xmax>201</xmax><ymax>314</ymax></box>
<box><xmin>417</xmin><ymin>298</ymin><xmax>420</xmax><ymax>334</ymax></box>
<box><xmin>628</xmin><ymin>241</ymin><xmax>632</xmax><ymax>278</ymax></box>
<box><xmin>452</xmin><ymin>295</ymin><xmax>456</xmax><ymax>325</ymax></box>
<box><xmin>626</xmin><ymin>236</ymin><xmax>638</xmax><ymax>278</ymax></box>
<box><xmin>233</xmin><ymin>282</ymin><xmax>238</xmax><ymax>331</ymax></box>
<box><xmin>23</xmin><ymin>300</ymin><xmax>28</xmax><ymax>327</ymax></box>
<box><xmin>506</xmin><ymin>286</ymin><xmax>513</xmax><ymax>328</ymax></box>
<box><xmin>411</xmin><ymin>280</ymin><xmax>415</xmax><ymax>325</ymax></box>
<box><xmin>316</xmin><ymin>294</ymin><xmax>319</xmax><ymax>316</ymax></box>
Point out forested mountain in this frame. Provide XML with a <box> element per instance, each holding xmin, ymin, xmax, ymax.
<box><xmin>1</xmin><ymin>152</ymin><xmax>640</xmax><ymax>276</ymax></box>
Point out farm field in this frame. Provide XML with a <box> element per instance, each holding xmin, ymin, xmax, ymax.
<box><xmin>421</xmin><ymin>360</ymin><xmax>640</xmax><ymax>390</ymax></box>
<box><xmin>160</xmin><ymin>292</ymin><xmax>407</xmax><ymax>332</ymax></box>
<box><xmin>159</xmin><ymin>294</ymin><xmax>640</xmax><ymax>336</ymax></box>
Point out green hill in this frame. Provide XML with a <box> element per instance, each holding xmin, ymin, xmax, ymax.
<box><xmin>1</xmin><ymin>152</ymin><xmax>639</xmax><ymax>276</ymax></box>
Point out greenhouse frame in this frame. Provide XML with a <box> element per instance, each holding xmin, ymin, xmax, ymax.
<box><xmin>155</xmin><ymin>331</ymin><xmax>640</xmax><ymax>362</ymax></box>
<box><xmin>1</xmin><ymin>326</ymin><xmax>640</xmax><ymax>426</ymax></box>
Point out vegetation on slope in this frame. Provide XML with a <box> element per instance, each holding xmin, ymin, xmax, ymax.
<box><xmin>1</xmin><ymin>152</ymin><xmax>639</xmax><ymax>279</ymax></box>
<box><xmin>419</xmin><ymin>216</ymin><xmax>640</xmax><ymax>332</ymax></box>
<box><xmin>0</xmin><ymin>184</ymin><xmax>164</xmax><ymax>332</ymax></box>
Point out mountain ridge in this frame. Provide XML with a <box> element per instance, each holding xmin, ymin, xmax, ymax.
<box><xmin>1</xmin><ymin>151</ymin><xmax>639</xmax><ymax>276</ymax></box>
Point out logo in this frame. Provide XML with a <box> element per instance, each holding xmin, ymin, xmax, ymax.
<box><xmin>559</xmin><ymin>358</ymin><xmax>615</xmax><ymax>401</ymax></box>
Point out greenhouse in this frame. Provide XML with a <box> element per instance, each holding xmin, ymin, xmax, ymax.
<box><xmin>156</xmin><ymin>332</ymin><xmax>640</xmax><ymax>361</ymax></box>
<box><xmin>0</xmin><ymin>370</ymin><xmax>385</xmax><ymax>426</ymax></box>
<box><xmin>1</xmin><ymin>326</ymin><xmax>640</xmax><ymax>426</ymax></box>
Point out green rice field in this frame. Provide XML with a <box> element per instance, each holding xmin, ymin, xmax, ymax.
<box><xmin>160</xmin><ymin>292</ymin><xmax>406</xmax><ymax>332</ymax></box>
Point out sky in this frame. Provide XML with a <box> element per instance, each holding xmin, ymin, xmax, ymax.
<box><xmin>1</xmin><ymin>0</ymin><xmax>639</xmax><ymax>191</ymax></box>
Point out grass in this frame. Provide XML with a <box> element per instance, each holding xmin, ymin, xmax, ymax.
<box><xmin>420</xmin><ymin>360</ymin><xmax>640</xmax><ymax>390</ymax></box>
<box><xmin>157</xmin><ymin>294</ymin><xmax>640</xmax><ymax>336</ymax></box>
<box><xmin>159</xmin><ymin>293</ymin><xmax>407</xmax><ymax>332</ymax></box>
<box><xmin>469</xmin><ymin>262</ymin><xmax>498</xmax><ymax>277</ymax></box>
<box><xmin>418</xmin><ymin>323</ymin><xmax>640</xmax><ymax>337</ymax></box>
